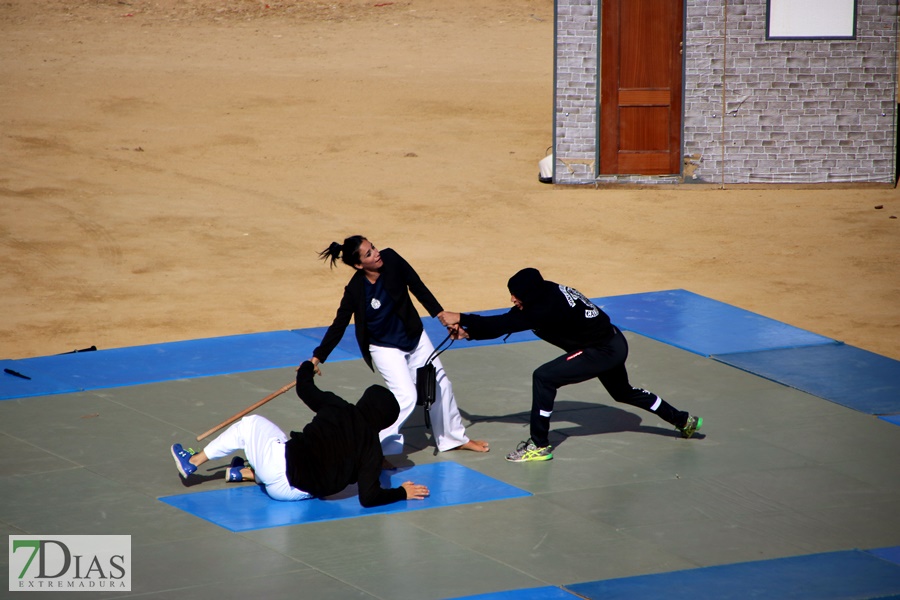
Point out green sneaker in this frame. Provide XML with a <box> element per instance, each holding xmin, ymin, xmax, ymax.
<box><xmin>678</xmin><ymin>415</ymin><xmax>703</xmax><ymax>439</ymax></box>
<box><xmin>505</xmin><ymin>439</ymin><xmax>553</xmax><ymax>462</ymax></box>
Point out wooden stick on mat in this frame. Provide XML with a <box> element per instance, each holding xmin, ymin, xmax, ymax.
<box><xmin>195</xmin><ymin>380</ymin><xmax>296</xmax><ymax>441</ymax></box>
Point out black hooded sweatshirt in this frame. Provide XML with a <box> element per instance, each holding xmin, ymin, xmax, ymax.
<box><xmin>459</xmin><ymin>268</ymin><xmax>615</xmax><ymax>351</ymax></box>
<box><xmin>285</xmin><ymin>361</ymin><xmax>407</xmax><ymax>507</ymax></box>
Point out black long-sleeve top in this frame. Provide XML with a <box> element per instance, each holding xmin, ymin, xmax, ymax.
<box><xmin>460</xmin><ymin>280</ymin><xmax>615</xmax><ymax>351</ymax></box>
<box><xmin>313</xmin><ymin>248</ymin><xmax>444</xmax><ymax>370</ymax></box>
<box><xmin>284</xmin><ymin>362</ymin><xmax>406</xmax><ymax>508</ymax></box>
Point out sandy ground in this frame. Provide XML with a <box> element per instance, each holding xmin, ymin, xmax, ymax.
<box><xmin>1</xmin><ymin>0</ymin><xmax>898</xmax><ymax>364</ymax></box>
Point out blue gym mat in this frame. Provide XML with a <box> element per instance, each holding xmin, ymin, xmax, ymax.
<box><xmin>597</xmin><ymin>289</ymin><xmax>836</xmax><ymax>357</ymax></box>
<box><xmin>422</xmin><ymin>308</ymin><xmax>540</xmax><ymax>350</ymax></box>
<box><xmin>0</xmin><ymin>329</ymin><xmax>360</xmax><ymax>400</ymax></box>
<box><xmin>288</xmin><ymin>325</ymin><xmax>363</xmax><ymax>362</ymax></box>
<box><xmin>158</xmin><ymin>461</ymin><xmax>531</xmax><ymax>532</ymax></box>
<box><xmin>0</xmin><ymin>289</ymin><xmax>872</xmax><ymax>402</ymax></box>
<box><xmin>714</xmin><ymin>343</ymin><xmax>900</xmax><ymax>416</ymax></box>
<box><xmin>452</xmin><ymin>587</ymin><xmax>581</xmax><ymax>600</ymax></box>
<box><xmin>564</xmin><ymin>550</ymin><xmax>900</xmax><ymax>600</ymax></box>
<box><xmin>870</xmin><ymin>546</ymin><xmax>900</xmax><ymax>566</ymax></box>
<box><xmin>424</xmin><ymin>289</ymin><xmax>835</xmax><ymax>358</ymax></box>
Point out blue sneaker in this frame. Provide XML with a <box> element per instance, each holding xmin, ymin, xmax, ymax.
<box><xmin>171</xmin><ymin>443</ymin><xmax>197</xmax><ymax>478</ymax></box>
<box><xmin>225</xmin><ymin>456</ymin><xmax>245</xmax><ymax>482</ymax></box>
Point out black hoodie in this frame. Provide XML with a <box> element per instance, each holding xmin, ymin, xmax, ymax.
<box><xmin>460</xmin><ymin>268</ymin><xmax>614</xmax><ymax>351</ymax></box>
<box><xmin>285</xmin><ymin>361</ymin><xmax>406</xmax><ymax>507</ymax></box>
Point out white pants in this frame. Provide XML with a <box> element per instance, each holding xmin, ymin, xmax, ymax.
<box><xmin>370</xmin><ymin>332</ymin><xmax>469</xmax><ymax>454</ymax></box>
<box><xmin>203</xmin><ymin>415</ymin><xmax>312</xmax><ymax>502</ymax></box>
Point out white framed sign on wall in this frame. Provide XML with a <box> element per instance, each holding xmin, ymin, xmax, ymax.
<box><xmin>766</xmin><ymin>0</ymin><xmax>857</xmax><ymax>40</ymax></box>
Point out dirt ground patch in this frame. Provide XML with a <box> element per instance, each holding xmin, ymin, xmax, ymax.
<box><xmin>2</xmin><ymin>0</ymin><xmax>898</xmax><ymax>363</ymax></box>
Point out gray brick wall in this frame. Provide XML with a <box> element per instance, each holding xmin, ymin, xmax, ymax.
<box><xmin>554</xmin><ymin>0</ymin><xmax>898</xmax><ymax>185</ymax></box>
<box><xmin>554</xmin><ymin>0</ymin><xmax>598</xmax><ymax>183</ymax></box>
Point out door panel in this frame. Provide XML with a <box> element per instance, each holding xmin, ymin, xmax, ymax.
<box><xmin>619</xmin><ymin>106</ymin><xmax>668</xmax><ymax>151</ymax></box>
<box><xmin>600</xmin><ymin>0</ymin><xmax>683</xmax><ymax>175</ymax></box>
<box><xmin>618</xmin><ymin>153</ymin><xmax>671</xmax><ymax>174</ymax></box>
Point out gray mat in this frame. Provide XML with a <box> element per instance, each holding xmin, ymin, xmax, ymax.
<box><xmin>2</xmin><ymin>333</ymin><xmax>899</xmax><ymax>599</ymax></box>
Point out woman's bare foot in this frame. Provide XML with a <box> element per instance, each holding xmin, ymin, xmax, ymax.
<box><xmin>453</xmin><ymin>439</ymin><xmax>490</xmax><ymax>452</ymax></box>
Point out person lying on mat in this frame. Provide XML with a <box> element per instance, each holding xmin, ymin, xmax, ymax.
<box><xmin>439</xmin><ymin>268</ymin><xmax>703</xmax><ymax>463</ymax></box>
<box><xmin>170</xmin><ymin>360</ymin><xmax>430</xmax><ymax>507</ymax></box>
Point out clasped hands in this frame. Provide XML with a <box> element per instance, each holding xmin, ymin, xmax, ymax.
<box><xmin>437</xmin><ymin>311</ymin><xmax>468</xmax><ymax>340</ymax></box>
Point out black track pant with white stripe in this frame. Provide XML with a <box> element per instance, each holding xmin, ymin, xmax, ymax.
<box><xmin>529</xmin><ymin>327</ymin><xmax>688</xmax><ymax>447</ymax></box>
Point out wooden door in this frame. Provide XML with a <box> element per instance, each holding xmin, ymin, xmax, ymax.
<box><xmin>600</xmin><ymin>0</ymin><xmax>684</xmax><ymax>175</ymax></box>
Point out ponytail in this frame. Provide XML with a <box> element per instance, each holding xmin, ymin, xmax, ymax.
<box><xmin>318</xmin><ymin>235</ymin><xmax>366</xmax><ymax>269</ymax></box>
<box><xmin>317</xmin><ymin>241</ymin><xmax>343</xmax><ymax>269</ymax></box>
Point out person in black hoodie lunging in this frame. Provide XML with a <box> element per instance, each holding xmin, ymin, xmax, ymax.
<box><xmin>439</xmin><ymin>268</ymin><xmax>702</xmax><ymax>463</ymax></box>
<box><xmin>170</xmin><ymin>361</ymin><xmax>429</xmax><ymax>507</ymax></box>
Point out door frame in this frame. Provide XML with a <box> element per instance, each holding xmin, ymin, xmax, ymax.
<box><xmin>597</xmin><ymin>0</ymin><xmax>686</xmax><ymax>177</ymax></box>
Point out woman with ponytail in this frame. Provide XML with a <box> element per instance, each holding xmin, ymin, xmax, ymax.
<box><xmin>310</xmin><ymin>236</ymin><xmax>489</xmax><ymax>456</ymax></box>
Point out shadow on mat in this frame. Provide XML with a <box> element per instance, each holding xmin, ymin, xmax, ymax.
<box><xmin>456</xmin><ymin>400</ymin><xmax>705</xmax><ymax>450</ymax></box>
<box><xmin>178</xmin><ymin>465</ymin><xmax>227</xmax><ymax>488</ymax></box>
<box><xmin>329</xmin><ymin>400</ymin><xmax>705</xmax><ymax>456</ymax></box>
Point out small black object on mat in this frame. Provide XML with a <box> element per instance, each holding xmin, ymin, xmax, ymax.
<box><xmin>57</xmin><ymin>345</ymin><xmax>97</xmax><ymax>355</ymax></box>
<box><xmin>4</xmin><ymin>368</ymin><xmax>31</xmax><ymax>380</ymax></box>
